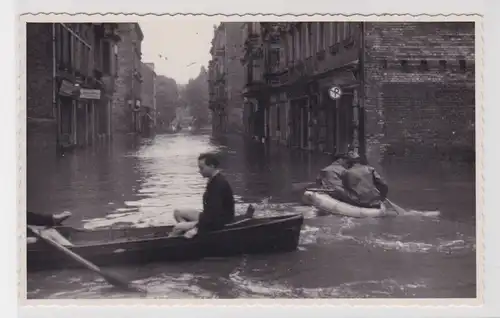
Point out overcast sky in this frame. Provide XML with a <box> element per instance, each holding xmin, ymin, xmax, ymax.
<box><xmin>140</xmin><ymin>20</ymin><xmax>220</xmax><ymax>84</ymax></box>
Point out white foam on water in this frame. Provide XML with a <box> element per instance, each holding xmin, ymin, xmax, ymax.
<box><xmin>228</xmin><ymin>269</ymin><xmax>428</xmax><ymax>298</ymax></box>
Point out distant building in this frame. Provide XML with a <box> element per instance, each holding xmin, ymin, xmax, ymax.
<box><xmin>141</xmin><ymin>62</ymin><xmax>157</xmax><ymax>133</ymax></box>
<box><xmin>242</xmin><ymin>22</ymin><xmax>475</xmax><ymax>163</ymax></box>
<box><xmin>26</xmin><ymin>22</ymin><xmax>121</xmax><ymax>153</ymax></box>
<box><xmin>112</xmin><ymin>23</ymin><xmax>144</xmax><ymax>134</ymax></box>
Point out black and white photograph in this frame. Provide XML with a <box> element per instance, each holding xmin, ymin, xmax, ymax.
<box><xmin>22</xmin><ymin>17</ymin><xmax>479</xmax><ymax>301</ymax></box>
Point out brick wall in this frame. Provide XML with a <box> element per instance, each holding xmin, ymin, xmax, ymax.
<box><xmin>26</xmin><ymin>23</ymin><xmax>57</xmax><ymax>154</ymax></box>
<box><xmin>363</xmin><ymin>22</ymin><xmax>475</xmax><ymax>163</ymax></box>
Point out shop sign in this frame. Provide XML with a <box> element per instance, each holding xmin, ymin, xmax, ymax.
<box><xmin>79</xmin><ymin>88</ymin><xmax>101</xmax><ymax>100</ymax></box>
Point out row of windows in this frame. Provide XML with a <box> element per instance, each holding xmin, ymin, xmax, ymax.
<box><xmin>54</xmin><ymin>23</ymin><xmax>116</xmax><ymax>77</ymax></box>
<box><xmin>262</xmin><ymin>22</ymin><xmax>356</xmax><ymax>71</ymax></box>
<box><xmin>284</xmin><ymin>22</ymin><xmax>355</xmax><ymax>64</ymax></box>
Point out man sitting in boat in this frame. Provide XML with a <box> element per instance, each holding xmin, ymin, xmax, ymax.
<box><xmin>316</xmin><ymin>154</ymin><xmax>349</xmax><ymax>189</ymax></box>
<box><xmin>170</xmin><ymin>152</ymin><xmax>236</xmax><ymax>238</ymax></box>
<box><xmin>329</xmin><ymin>151</ymin><xmax>389</xmax><ymax>209</ymax></box>
<box><xmin>27</xmin><ymin>211</ymin><xmax>72</xmax><ymax>244</ymax></box>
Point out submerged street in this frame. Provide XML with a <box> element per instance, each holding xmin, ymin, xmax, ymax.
<box><xmin>26</xmin><ymin>130</ymin><xmax>476</xmax><ymax>299</ymax></box>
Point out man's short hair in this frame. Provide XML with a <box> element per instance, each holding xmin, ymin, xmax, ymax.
<box><xmin>198</xmin><ymin>152</ymin><xmax>220</xmax><ymax>168</ymax></box>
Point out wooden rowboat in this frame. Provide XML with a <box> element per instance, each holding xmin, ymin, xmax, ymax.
<box><xmin>27</xmin><ymin>213</ymin><xmax>304</xmax><ymax>271</ymax></box>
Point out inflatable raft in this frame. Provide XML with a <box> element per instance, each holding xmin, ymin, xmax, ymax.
<box><xmin>302</xmin><ymin>190</ymin><xmax>398</xmax><ymax>218</ymax></box>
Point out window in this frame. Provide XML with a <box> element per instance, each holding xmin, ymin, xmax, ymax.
<box><xmin>319</xmin><ymin>23</ymin><xmax>325</xmax><ymax>50</ymax></box>
<box><xmin>307</xmin><ymin>22</ymin><xmax>313</xmax><ymax>56</ymax></box>
<box><xmin>276</xmin><ymin>105</ymin><xmax>281</xmax><ymax>131</ymax></box>
<box><xmin>439</xmin><ymin>60</ymin><xmax>447</xmax><ymax>70</ymax></box>
<box><xmin>102</xmin><ymin>41</ymin><xmax>111</xmax><ymax>74</ymax></box>
<box><xmin>62</xmin><ymin>28</ymin><xmax>71</xmax><ymax>68</ymax></box>
<box><xmin>296</xmin><ymin>26</ymin><xmax>302</xmax><ymax>58</ymax></box>
<box><xmin>332</xmin><ymin>23</ymin><xmax>338</xmax><ymax>45</ymax></box>
<box><xmin>337</xmin><ymin>23</ymin><xmax>343</xmax><ymax>43</ymax></box>
<box><xmin>420</xmin><ymin>60</ymin><xmax>429</xmax><ymax>71</ymax></box>
<box><xmin>400</xmin><ymin>60</ymin><xmax>409</xmax><ymax>72</ymax></box>
<box><xmin>344</xmin><ymin>22</ymin><xmax>351</xmax><ymax>39</ymax></box>
<box><xmin>94</xmin><ymin>39</ymin><xmax>102</xmax><ymax>71</ymax></box>
<box><xmin>247</xmin><ymin>61</ymin><xmax>253</xmax><ymax>84</ymax></box>
<box><xmin>55</xmin><ymin>24</ymin><xmax>62</xmax><ymax>65</ymax></box>
<box><xmin>114</xmin><ymin>44</ymin><xmax>119</xmax><ymax>77</ymax></box>
<box><xmin>459</xmin><ymin>60</ymin><xmax>466</xmax><ymax>71</ymax></box>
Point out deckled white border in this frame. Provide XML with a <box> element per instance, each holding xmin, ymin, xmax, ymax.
<box><xmin>4</xmin><ymin>0</ymin><xmax>497</xmax><ymax>317</ymax></box>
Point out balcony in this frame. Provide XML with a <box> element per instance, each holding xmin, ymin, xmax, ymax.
<box><xmin>242</xmin><ymin>80</ymin><xmax>267</xmax><ymax>97</ymax></box>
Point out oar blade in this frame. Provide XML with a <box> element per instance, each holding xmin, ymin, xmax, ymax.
<box><xmin>28</xmin><ymin>225</ymin><xmax>147</xmax><ymax>294</ymax></box>
<box><xmin>100</xmin><ymin>270</ymin><xmax>147</xmax><ymax>294</ymax></box>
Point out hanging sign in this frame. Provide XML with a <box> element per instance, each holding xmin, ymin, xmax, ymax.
<box><xmin>79</xmin><ymin>88</ymin><xmax>101</xmax><ymax>100</ymax></box>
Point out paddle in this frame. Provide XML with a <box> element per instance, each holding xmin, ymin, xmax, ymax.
<box><xmin>300</xmin><ymin>186</ymin><xmax>406</xmax><ymax>215</ymax></box>
<box><xmin>27</xmin><ymin>225</ymin><xmax>147</xmax><ymax>294</ymax></box>
<box><xmin>384</xmin><ymin>199</ymin><xmax>406</xmax><ymax>215</ymax></box>
<box><xmin>291</xmin><ymin>181</ymin><xmax>317</xmax><ymax>192</ymax></box>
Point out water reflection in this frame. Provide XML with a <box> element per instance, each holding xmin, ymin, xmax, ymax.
<box><xmin>26</xmin><ymin>130</ymin><xmax>476</xmax><ymax>299</ymax></box>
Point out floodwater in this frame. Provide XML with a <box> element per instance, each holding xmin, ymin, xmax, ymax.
<box><xmin>26</xmin><ymin>129</ymin><xmax>476</xmax><ymax>299</ymax></box>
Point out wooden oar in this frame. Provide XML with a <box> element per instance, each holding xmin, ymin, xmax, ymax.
<box><xmin>384</xmin><ymin>199</ymin><xmax>406</xmax><ymax>215</ymax></box>
<box><xmin>27</xmin><ymin>225</ymin><xmax>147</xmax><ymax>294</ymax></box>
<box><xmin>291</xmin><ymin>182</ymin><xmax>317</xmax><ymax>192</ymax></box>
<box><xmin>303</xmin><ymin>187</ymin><xmax>405</xmax><ymax>215</ymax></box>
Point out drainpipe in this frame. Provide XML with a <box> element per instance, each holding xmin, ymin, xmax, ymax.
<box><xmin>52</xmin><ymin>23</ymin><xmax>59</xmax><ymax>151</ymax></box>
<box><xmin>358</xmin><ymin>22</ymin><xmax>367</xmax><ymax>162</ymax></box>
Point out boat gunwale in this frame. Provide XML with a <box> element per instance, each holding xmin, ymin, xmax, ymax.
<box><xmin>28</xmin><ymin>213</ymin><xmax>304</xmax><ymax>250</ymax></box>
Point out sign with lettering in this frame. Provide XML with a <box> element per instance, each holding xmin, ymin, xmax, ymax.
<box><xmin>328</xmin><ymin>86</ymin><xmax>342</xmax><ymax>100</ymax></box>
<box><xmin>79</xmin><ymin>88</ymin><xmax>101</xmax><ymax>100</ymax></box>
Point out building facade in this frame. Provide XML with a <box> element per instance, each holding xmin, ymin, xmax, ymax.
<box><xmin>242</xmin><ymin>22</ymin><xmax>475</xmax><ymax>163</ymax></box>
<box><xmin>112</xmin><ymin>23</ymin><xmax>144</xmax><ymax>134</ymax></box>
<box><xmin>141</xmin><ymin>62</ymin><xmax>157</xmax><ymax>134</ymax></box>
<box><xmin>208</xmin><ymin>24</ymin><xmax>227</xmax><ymax>134</ymax></box>
<box><xmin>224</xmin><ymin>22</ymin><xmax>245</xmax><ymax>133</ymax></box>
<box><xmin>27</xmin><ymin>22</ymin><xmax>121</xmax><ymax>154</ymax></box>
<box><xmin>208</xmin><ymin>22</ymin><xmax>245</xmax><ymax>134</ymax></box>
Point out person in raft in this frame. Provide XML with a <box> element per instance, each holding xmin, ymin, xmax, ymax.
<box><xmin>315</xmin><ymin>154</ymin><xmax>349</xmax><ymax>189</ymax></box>
<box><xmin>329</xmin><ymin>151</ymin><xmax>389</xmax><ymax>209</ymax></box>
<box><xmin>26</xmin><ymin>211</ymin><xmax>72</xmax><ymax>244</ymax></box>
<box><xmin>170</xmin><ymin>152</ymin><xmax>236</xmax><ymax>238</ymax></box>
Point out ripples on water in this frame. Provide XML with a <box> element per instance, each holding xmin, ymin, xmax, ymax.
<box><xmin>26</xmin><ymin>132</ymin><xmax>476</xmax><ymax>299</ymax></box>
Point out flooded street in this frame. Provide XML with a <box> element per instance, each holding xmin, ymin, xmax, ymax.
<box><xmin>26</xmin><ymin>130</ymin><xmax>476</xmax><ymax>299</ymax></box>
